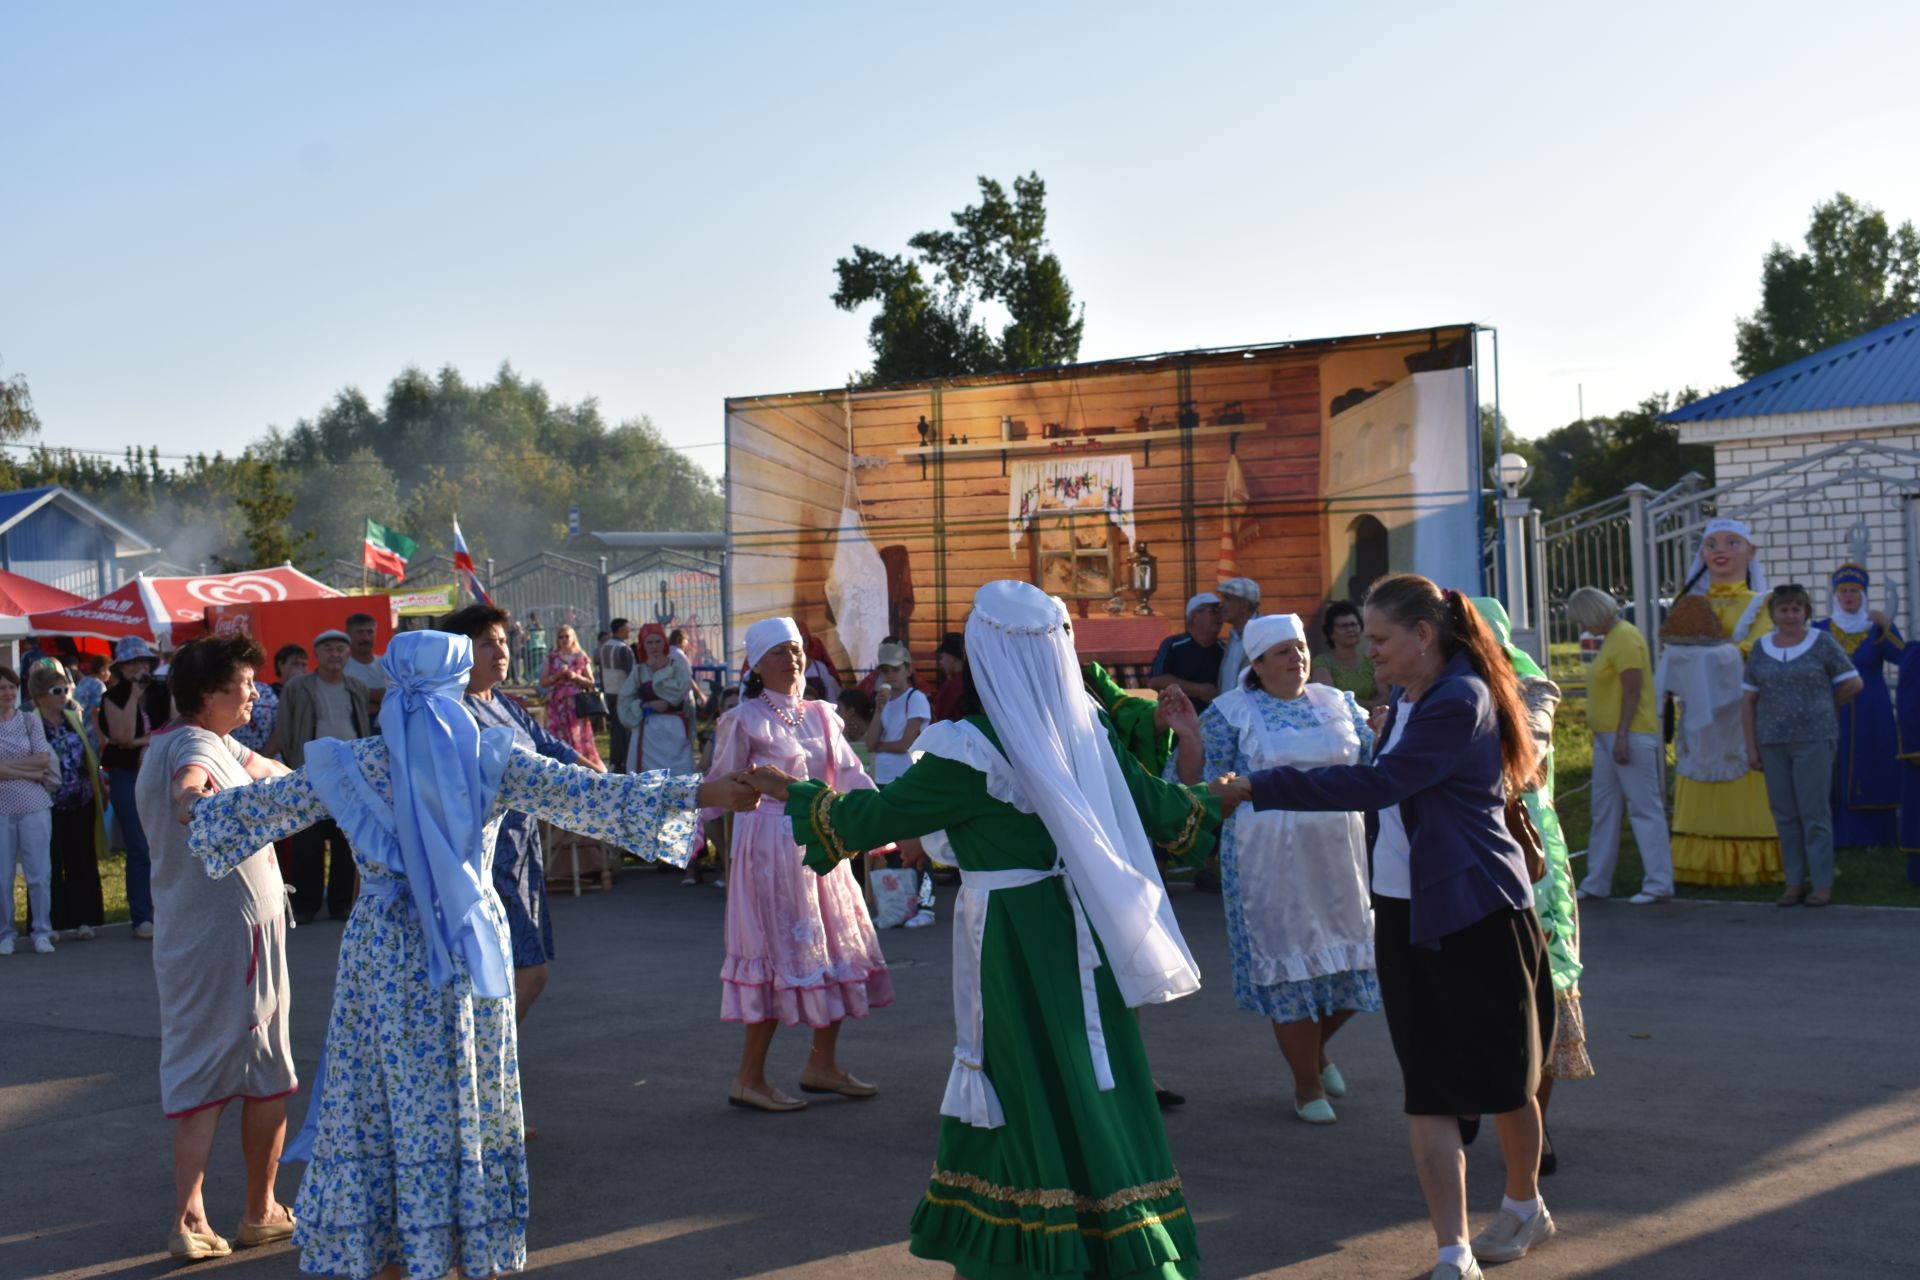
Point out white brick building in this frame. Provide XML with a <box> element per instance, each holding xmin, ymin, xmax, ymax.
<box><xmin>1665</xmin><ymin>315</ymin><xmax>1920</xmax><ymax>613</ymax></box>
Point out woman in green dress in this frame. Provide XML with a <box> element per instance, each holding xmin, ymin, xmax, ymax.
<box><xmin>748</xmin><ymin>580</ymin><xmax>1231</xmax><ymax>1280</ymax></box>
<box><xmin>1310</xmin><ymin>601</ymin><xmax>1386</xmax><ymax>711</ymax></box>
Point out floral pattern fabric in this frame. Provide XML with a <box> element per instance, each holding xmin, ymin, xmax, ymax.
<box><xmin>43</xmin><ymin>713</ymin><xmax>90</xmax><ymax>809</ymax></box>
<box><xmin>541</xmin><ymin>650</ymin><xmax>604</xmax><ymax>768</ymax></box>
<box><xmin>188</xmin><ymin>737</ymin><xmax>698</xmax><ymax>1280</ymax></box>
<box><xmin>1179</xmin><ymin>688</ymin><xmax>1382</xmax><ymax>1023</ymax></box>
<box><xmin>231</xmin><ymin>680</ymin><xmax>278</xmax><ymax>755</ymax></box>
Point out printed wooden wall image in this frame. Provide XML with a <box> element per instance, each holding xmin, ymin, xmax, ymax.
<box><xmin>726</xmin><ymin>325</ymin><xmax>1483</xmax><ymax>677</ymax></box>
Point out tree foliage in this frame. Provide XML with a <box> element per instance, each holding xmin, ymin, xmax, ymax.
<box><xmin>10</xmin><ymin>362</ymin><xmax>721</xmax><ymax>578</ymax></box>
<box><xmin>1734</xmin><ymin>193</ymin><xmax>1920</xmax><ymax>379</ymax></box>
<box><xmin>215</xmin><ymin>459</ymin><xmax>314</xmax><ymax>571</ymax></box>
<box><xmin>833</xmin><ymin>172</ymin><xmax>1084</xmax><ymax>385</ymax></box>
<box><xmin>1488</xmin><ymin>392</ymin><xmax>1715</xmax><ymax>518</ymax></box>
<box><xmin>0</xmin><ymin>355</ymin><xmax>41</xmax><ymax>443</ymax></box>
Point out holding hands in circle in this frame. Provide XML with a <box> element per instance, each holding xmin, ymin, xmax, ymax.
<box><xmin>697</xmin><ymin>771</ymin><xmax>763</xmax><ymax>813</ymax></box>
<box><xmin>742</xmin><ymin>763</ymin><xmax>800</xmax><ymax>802</ymax></box>
<box><xmin>1156</xmin><ymin>686</ymin><xmax>1200</xmax><ymax>738</ymax></box>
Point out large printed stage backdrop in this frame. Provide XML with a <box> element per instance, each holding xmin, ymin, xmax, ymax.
<box><xmin>726</xmin><ymin>326</ymin><xmax>1482</xmax><ymax>673</ymax></box>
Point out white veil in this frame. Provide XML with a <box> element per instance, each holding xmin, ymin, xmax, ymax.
<box><xmin>965</xmin><ymin>580</ymin><xmax>1200</xmax><ymax>1006</ymax></box>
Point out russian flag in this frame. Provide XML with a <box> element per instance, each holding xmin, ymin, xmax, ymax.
<box><xmin>453</xmin><ymin>518</ymin><xmax>494</xmax><ymax>605</ymax></box>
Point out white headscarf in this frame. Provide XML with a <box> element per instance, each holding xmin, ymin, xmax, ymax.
<box><xmin>1686</xmin><ymin>518</ymin><xmax>1770</xmax><ymax>596</ymax></box>
<box><xmin>1828</xmin><ymin>563</ymin><xmax>1872</xmax><ymax>634</ymax></box>
<box><xmin>965</xmin><ymin>580</ymin><xmax>1200</xmax><ymax>1007</ymax></box>
<box><xmin>744</xmin><ymin>616</ymin><xmax>803</xmax><ymax>669</ymax></box>
<box><xmin>1237</xmin><ymin>613</ymin><xmax>1307</xmax><ymax>690</ymax></box>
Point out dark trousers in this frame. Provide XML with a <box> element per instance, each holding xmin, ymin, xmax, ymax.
<box><xmin>606</xmin><ymin>693</ymin><xmax>631</xmax><ymax>773</ymax></box>
<box><xmin>107</xmin><ymin>768</ymin><xmax>152</xmax><ymax>925</ymax></box>
<box><xmin>291</xmin><ymin>819</ymin><xmax>355</xmax><ymax>920</ymax></box>
<box><xmin>50</xmin><ymin>801</ymin><xmax>105</xmax><ymax>930</ymax></box>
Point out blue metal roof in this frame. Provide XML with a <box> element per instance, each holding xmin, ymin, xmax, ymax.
<box><xmin>0</xmin><ymin>486</ymin><xmax>60</xmax><ymax>529</ymax></box>
<box><xmin>1663</xmin><ymin>312</ymin><xmax>1920</xmax><ymax>423</ymax></box>
<box><xmin>0</xmin><ymin>485</ymin><xmax>156</xmax><ymax>551</ymax></box>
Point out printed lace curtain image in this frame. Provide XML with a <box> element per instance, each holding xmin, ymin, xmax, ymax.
<box><xmin>1009</xmin><ymin>457</ymin><xmax>1137</xmax><ymax>601</ymax></box>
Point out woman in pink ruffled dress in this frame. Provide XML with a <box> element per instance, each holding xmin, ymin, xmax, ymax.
<box><xmin>704</xmin><ymin>616</ymin><xmax>893</xmax><ymax>1112</ymax></box>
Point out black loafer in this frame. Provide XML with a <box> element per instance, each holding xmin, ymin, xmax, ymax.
<box><xmin>1155</xmin><ymin>1087</ymin><xmax>1186</xmax><ymax>1110</ymax></box>
<box><xmin>1458</xmin><ymin>1115</ymin><xmax>1480</xmax><ymax>1145</ymax></box>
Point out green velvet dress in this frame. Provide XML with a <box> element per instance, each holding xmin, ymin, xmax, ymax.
<box><xmin>786</xmin><ymin>713</ymin><xmax>1217</xmax><ymax>1280</ymax></box>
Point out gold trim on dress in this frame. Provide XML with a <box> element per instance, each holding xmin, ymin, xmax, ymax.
<box><xmin>810</xmin><ymin>788</ymin><xmax>855</xmax><ymax>863</ymax></box>
<box><xmin>1162</xmin><ymin>788</ymin><xmax>1207</xmax><ymax>858</ymax></box>
<box><xmin>929</xmin><ymin>1166</ymin><xmax>1184</xmax><ymax>1216</ymax></box>
<box><xmin>921</xmin><ymin>1194</ymin><xmax>1190</xmax><ymax>1241</ymax></box>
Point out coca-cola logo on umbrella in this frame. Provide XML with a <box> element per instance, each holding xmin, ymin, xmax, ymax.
<box><xmin>176</xmin><ymin>574</ymin><xmax>294</xmax><ymax>619</ymax></box>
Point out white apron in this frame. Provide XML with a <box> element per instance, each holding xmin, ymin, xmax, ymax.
<box><xmin>1214</xmin><ymin>684</ymin><xmax>1374</xmax><ymax>985</ymax></box>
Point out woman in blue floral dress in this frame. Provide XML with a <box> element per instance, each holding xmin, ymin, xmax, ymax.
<box><xmin>184</xmin><ymin>631</ymin><xmax>757</xmax><ymax>1280</ymax></box>
<box><xmin>1166</xmin><ymin>613</ymin><xmax>1381</xmax><ymax>1124</ymax></box>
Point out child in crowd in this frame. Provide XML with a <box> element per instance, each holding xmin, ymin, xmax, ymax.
<box><xmin>863</xmin><ymin>643</ymin><xmax>936</xmax><ymax>928</ymax></box>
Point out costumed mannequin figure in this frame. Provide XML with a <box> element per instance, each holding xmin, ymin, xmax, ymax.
<box><xmin>749</xmin><ymin>581</ymin><xmax>1222</xmax><ymax>1280</ymax></box>
<box><xmin>1813</xmin><ymin>562</ymin><xmax>1900</xmax><ymax>847</ymax></box>
<box><xmin>1663</xmin><ymin>518</ymin><xmax>1782</xmax><ymax>885</ymax></box>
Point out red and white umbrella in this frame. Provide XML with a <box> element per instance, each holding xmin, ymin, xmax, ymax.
<box><xmin>27</xmin><ymin>566</ymin><xmax>343</xmax><ymax>645</ymax></box>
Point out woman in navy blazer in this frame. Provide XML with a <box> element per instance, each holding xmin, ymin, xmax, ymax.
<box><xmin>1217</xmin><ymin>575</ymin><xmax>1557</xmax><ymax>1279</ymax></box>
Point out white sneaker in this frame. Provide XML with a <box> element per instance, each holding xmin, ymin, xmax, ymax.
<box><xmin>903</xmin><ymin>910</ymin><xmax>936</xmax><ymax>929</ymax></box>
<box><xmin>33</xmin><ymin>935</ymin><xmax>54</xmax><ymax>955</ymax></box>
<box><xmin>712</xmin><ymin>877</ymin><xmax>726</xmax><ymax>888</ymax></box>
<box><xmin>1628</xmin><ymin>892</ymin><xmax>1669</xmax><ymax>905</ymax></box>
<box><xmin>1429</xmin><ymin>1259</ymin><xmax>1484</xmax><ymax>1280</ymax></box>
<box><xmin>0</xmin><ymin>937</ymin><xmax>13</xmax><ymax>955</ymax></box>
<box><xmin>133</xmin><ymin>921</ymin><xmax>154</xmax><ymax>940</ymax></box>
<box><xmin>76</xmin><ymin>924</ymin><xmax>95</xmax><ymax>940</ymax></box>
<box><xmin>1574</xmin><ymin>888</ymin><xmax>1604</xmax><ymax>901</ymax></box>
<box><xmin>1471</xmin><ymin>1204</ymin><xmax>1556</xmax><ymax>1263</ymax></box>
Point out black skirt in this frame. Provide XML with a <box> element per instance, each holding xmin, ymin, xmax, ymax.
<box><xmin>1374</xmin><ymin>896</ymin><xmax>1555</xmax><ymax>1116</ymax></box>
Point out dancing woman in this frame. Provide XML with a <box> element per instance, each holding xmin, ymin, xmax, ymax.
<box><xmin>182</xmin><ymin>630</ymin><xmax>755</xmax><ymax>1280</ymax></box>
<box><xmin>750</xmin><ymin>582</ymin><xmax>1225</xmax><ymax>1280</ymax></box>
<box><xmin>1215</xmin><ymin>575</ymin><xmax>1556</xmax><ymax>1280</ymax></box>
<box><xmin>705</xmin><ymin>617</ymin><xmax>893</xmax><ymax>1112</ymax></box>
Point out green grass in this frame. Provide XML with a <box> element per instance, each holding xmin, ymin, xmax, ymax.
<box><xmin>1547</xmin><ymin>670</ymin><xmax>1919</xmax><ymax>908</ymax></box>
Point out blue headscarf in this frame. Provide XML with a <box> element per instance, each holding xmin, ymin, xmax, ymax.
<box><xmin>381</xmin><ymin>631</ymin><xmax>515</xmax><ymax>997</ymax></box>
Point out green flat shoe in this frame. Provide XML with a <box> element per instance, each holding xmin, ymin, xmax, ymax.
<box><xmin>1320</xmin><ymin>1062</ymin><xmax>1348</xmax><ymax>1098</ymax></box>
<box><xmin>1293</xmin><ymin>1098</ymin><xmax>1337</xmax><ymax>1124</ymax></box>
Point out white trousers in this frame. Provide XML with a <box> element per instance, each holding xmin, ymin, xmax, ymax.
<box><xmin>1</xmin><ymin>808</ymin><xmax>54</xmax><ymax>943</ymax></box>
<box><xmin>1583</xmin><ymin>731</ymin><xmax>1674</xmax><ymax>898</ymax></box>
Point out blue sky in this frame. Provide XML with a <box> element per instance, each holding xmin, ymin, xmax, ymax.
<box><xmin>9</xmin><ymin>2</ymin><xmax>1920</xmax><ymax>478</ymax></box>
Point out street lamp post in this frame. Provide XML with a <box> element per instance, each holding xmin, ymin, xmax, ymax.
<box><xmin>1490</xmin><ymin>452</ymin><xmax>1542</xmax><ymax>660</ymax></box>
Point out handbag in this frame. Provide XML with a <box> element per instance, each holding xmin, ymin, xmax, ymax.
<box><xmin>1504</xmin><ymin>792</ymin><xmax>1547</xmax><ymax>884</ymax></box>
<box><xmin>573</xmin><ymin>688</ymin><xmax>609</xmax><ymax>721</ymax></box>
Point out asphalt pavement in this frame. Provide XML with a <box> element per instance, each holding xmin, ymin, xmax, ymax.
<box><xmin>3</xmin><ymin>870</ymin><xmax>1916</xmax><ymax>1279</ymax></box>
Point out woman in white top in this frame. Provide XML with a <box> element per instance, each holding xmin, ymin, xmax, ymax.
<box><xmin>619</xmin><ymin>623</ymin><xmax>695</xmax><ymax>774</ymax></box>
<box><xmin>864</xmin><ymin>642</ymin><xmax>929</xmax><ymax>785</ymax></box>
<box><xmin>0</xmin><ymin>663</ymin><xmax>56</xmax><ymax>955</ymax></box>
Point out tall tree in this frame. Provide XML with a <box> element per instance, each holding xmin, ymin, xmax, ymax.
<box><xmin>833</xmin><ymin>172</ymin><xmax>1085</xmax><ymax>385</ymax></box>
<box><xmin>1734</xmin><ymin>193</ymin><xmax>1920</xmax><ymax>379</ymax></box>
<box><xmin>216</xmin><ymin>458</ymin><xmax>315</xmax><ymax>571</ymax></box>
<box><xmin>0</xmin><ymin>356</ymin><xmax>39</xmax><ymax>442</ymax></box>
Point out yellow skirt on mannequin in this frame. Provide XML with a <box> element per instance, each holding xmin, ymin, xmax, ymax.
<box><xmin>1672</xmin><ymin>772</ymin><xmax>1781</xmax><ymax>885</ymax></box>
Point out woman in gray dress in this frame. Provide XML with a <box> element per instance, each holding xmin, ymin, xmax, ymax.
<box><xmin>136</xmin><ymin>634</ymin><xmax>299</xmax><ymax>1262</ymax></box>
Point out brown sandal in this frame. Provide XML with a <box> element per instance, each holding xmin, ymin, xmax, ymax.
<box><xmin>1804</xmin><ymin>889</ymin><xmax>1832</xmax><ymax>907</ymax></box>
<box><xmin>1776</xmin><ymin>886</ymin><xmax>1807</xmax><ymax>907</ymax></box>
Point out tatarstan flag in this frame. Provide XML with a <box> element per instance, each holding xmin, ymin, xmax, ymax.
<box><xmin>363</xmin><ymin>519</ymin><xmax>417</xmax><ymax>582</ymax></box>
